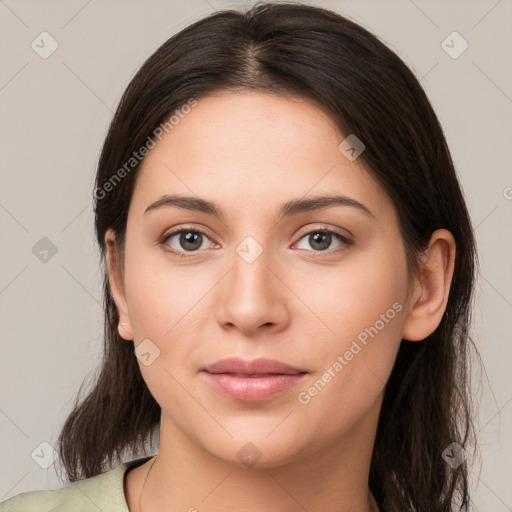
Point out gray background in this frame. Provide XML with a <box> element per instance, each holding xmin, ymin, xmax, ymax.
<box><xmin>1</xmin><ymin>0</ymin><xmax>511</xmax><ymax>509</ymax></box>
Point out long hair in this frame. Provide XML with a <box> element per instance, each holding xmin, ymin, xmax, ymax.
<box><xmin>57</xmin><ymin>3</ymin><xmax>479</xmax><ymax>510</ymax></box>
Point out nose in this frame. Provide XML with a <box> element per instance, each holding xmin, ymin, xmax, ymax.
<box><xmin>214</xmin><ymin>243</ymin><xmax>290</xmax><ymax>336</ymax></box>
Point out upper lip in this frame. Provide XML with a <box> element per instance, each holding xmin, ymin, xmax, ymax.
<box><xmin>203</xmin><ymin>357</ymin><xmax>306</xmax><ymax>375</ymax></box>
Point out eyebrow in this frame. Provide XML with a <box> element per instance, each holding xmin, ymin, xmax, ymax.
<box><xmin>144</xmin><ymin>193</ymin><xmax>375</xmax><ymax>219</ymax></box>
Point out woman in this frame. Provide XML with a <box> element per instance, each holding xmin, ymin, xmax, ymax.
<box><xmin>0</xmin><ymin>2</ymin><xmax>478</xmax><ymax>511</ymax></box>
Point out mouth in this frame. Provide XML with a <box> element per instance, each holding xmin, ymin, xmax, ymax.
<box><xmin>201</xmin><ymin>357</ymin><xmax>308</xmax><ymax>402</ymax></box>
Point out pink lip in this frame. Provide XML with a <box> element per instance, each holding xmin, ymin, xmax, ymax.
<box><xmin>201</xmin><ymin>357</ymin><xmax>307</xmax><ymax>402</ymax></box>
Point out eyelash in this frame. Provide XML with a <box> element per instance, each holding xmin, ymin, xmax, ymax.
<box><xmin>160</xmin><ymin>225</ymin><xmax>353</xmax><ymax>258</ymax></box>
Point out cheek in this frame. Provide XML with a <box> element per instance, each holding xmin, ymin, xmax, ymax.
<box><xmin>122</xmin><ymin>244</ymin><xmax>218</xmax><ymax>396</ymax></box>
<box><xmin>122</xmin><ymin>253</ymin><xmax>209</xmax><ymax>413</ymax></box>
<box><xmin>292</xmin><ymin>240</ymin><xmax>407</xmax><ymax>411</ymax></box>
<box><xmin>294</xmin><ymin>238</ymin><xmax>407</xmax><ymax>348</ymax></box>
<box><xmin>123</xmin><ymin>240</ymin><xmax>207</xmax><ymax>340</ymax></box>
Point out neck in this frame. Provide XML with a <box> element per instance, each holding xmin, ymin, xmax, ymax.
<box><xmin>129</xmin><ymin>403</ymin><xmax>381</xmax><ymax>512</ymax></box>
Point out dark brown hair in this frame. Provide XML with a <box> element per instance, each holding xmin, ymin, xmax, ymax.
<box><xmin>57</xmin><ymin>2</ymin><xmax>479</xmax><ymax>510</ymax></box>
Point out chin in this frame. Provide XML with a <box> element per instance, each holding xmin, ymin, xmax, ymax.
<box><xmin>199</xmin><ymin>426</ymin><xmax>310</xmax><ymax>470</ymax></box>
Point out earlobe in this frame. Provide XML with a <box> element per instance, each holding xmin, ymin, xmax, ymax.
<box><xmin>402</xmin><ymin>229</ymin><xmax>456</xmax><ymax>342</ymax></box>
<box><xmin>105</xmin><ymin>229</ymin><xmax>133</xmax><ymax>340</ymax></box>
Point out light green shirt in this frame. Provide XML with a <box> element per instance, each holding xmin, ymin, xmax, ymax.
<box><xmin>0</xmin><ymin>456</ymin><xmax>152</xmax><ymax>511</ymax></box>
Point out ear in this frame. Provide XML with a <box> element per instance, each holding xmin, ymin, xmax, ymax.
<box><xmin>402</xmin><ymin>229</ymin><xmax>456</xmax><ymax>342</ymax></box>
<box><xmin>105</xmin><ymin>228</ymin><xmax>133</xmax><ymax>340</ymax></box>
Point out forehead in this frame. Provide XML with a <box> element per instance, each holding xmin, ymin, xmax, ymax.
<box><xmin>129</xmin><ymin>91</ymin><xmax>393</xmax><ymax>220</ymax></box>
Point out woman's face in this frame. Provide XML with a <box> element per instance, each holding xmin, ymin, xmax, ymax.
<box><xmin>111</xmin><ymin>91</ymin><xmax>412</xmax><ymax>466</ymax></box>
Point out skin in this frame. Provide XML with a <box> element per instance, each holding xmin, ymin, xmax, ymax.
<box><xmin>105</xmin><ymin>91</ymin><xmax>456</xmax><ymax>512</ymax></box>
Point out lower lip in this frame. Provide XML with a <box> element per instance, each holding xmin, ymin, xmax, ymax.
<box><xmin>202</xmin><ymin>372</ymin><xmax>306</xmax><ymax>402</ymax></box>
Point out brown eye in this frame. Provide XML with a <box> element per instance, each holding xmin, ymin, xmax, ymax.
<box><xmin>162</xmin><ymin>228</ymin><xmax>214</xmax><ymax>255</ymax></box>
<box><xmin>295</xmin><ymin>229</ymin><xmax>352</xmax><ymax>253</ymax></box>
<box><xmin>308</xmin><ymin>232</ymin><xmax>333</xmax><ymax>251</ymax></box>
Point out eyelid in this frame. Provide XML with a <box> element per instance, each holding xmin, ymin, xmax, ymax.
<box><xmin>160</xmin><ymin>224</ymin><xmax>218</xmax><ymax>248</ymax></box>
<box><xmin>294</xmin><ymin>223</ymin><xmax>354</xmax><ymax>242</ymax></box>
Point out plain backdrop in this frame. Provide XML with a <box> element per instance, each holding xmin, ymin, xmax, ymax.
<box><xmin>1</xmin><ymin>0</ymin><xmax>511</xmax><ymax>509</ymax></box>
